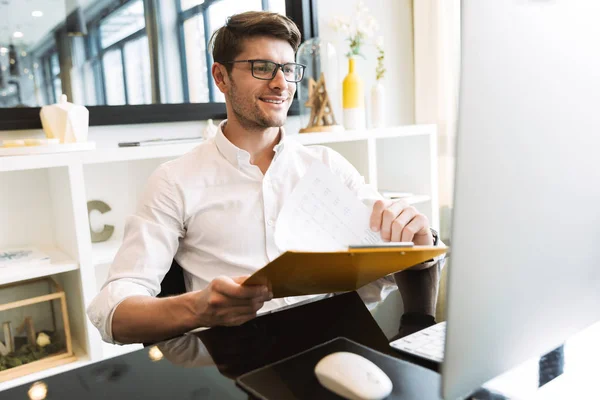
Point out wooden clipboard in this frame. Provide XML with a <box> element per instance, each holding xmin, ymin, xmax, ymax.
<box><xmin>243</xmin><ymin>246</ymin><xmax>449</xmax><ymax>298</ymax></box>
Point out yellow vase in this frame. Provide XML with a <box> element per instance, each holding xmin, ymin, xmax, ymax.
<box><xmin>342</xmin><ymin>57</ymin><xmax>365</xmax><ymax>130</ymax></box>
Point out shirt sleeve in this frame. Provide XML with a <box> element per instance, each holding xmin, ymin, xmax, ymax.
<box><xmin>87</xmin><ymin>164</ymin><xmax>185</xmax><ymax>344</ymax></box>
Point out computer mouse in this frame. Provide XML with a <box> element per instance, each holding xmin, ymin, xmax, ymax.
<box><xmin>314</xmin><ymin>351</ymin><xmax>393</xmax><ymax>400</ymax></box>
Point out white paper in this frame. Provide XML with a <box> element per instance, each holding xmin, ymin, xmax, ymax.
<box><xmin>275</xmin><ymin>162</ymin><xmax>383</xmax><ymax>252</ymax></box>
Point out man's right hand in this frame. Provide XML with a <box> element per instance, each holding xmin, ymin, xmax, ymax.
<box><xmin>194</xmin><ymin>276</ymin><xmax>273</xmax><ymax>327</ymax></box>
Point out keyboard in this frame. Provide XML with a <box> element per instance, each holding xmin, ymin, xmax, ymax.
<box><xmin>389</xmin><ymin>321</ymin><xmax>446</xmax><ymax>363</ymax></box>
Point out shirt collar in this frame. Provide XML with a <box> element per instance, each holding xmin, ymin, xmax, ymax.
<box><xmin>214</xmin><ymin>120</ymin><xmax>287</xmax><ymax>167</ymax></box>
<box><xmin>273</xmin><ymin>126</ymin><xmax>287</xmax><ymax>160</ymax></box>
<box><xmin>214</xmin><ymin>120</ymin><xmax>243</xmax><ymax>167</ymax></box>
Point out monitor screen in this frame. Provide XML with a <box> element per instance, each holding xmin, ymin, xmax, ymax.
<box><xmin>443</xmin><ymin>1</ymin><xmax>600</xmax><ymax>398</ymax></box>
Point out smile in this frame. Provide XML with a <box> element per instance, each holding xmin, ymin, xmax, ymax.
<box><xmin>259</xmin><ymin>97</ymin><xmax>287</xmax><ymax>105</ymax></box>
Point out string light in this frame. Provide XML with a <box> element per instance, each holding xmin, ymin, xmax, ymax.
<box><xmin>148</xmin><ymin>346</ymin><xmax>164</xmax><ymax>361</ymax></box>
<box><xmin>28</xmin><ymin>381</ymin><xmax>48</xmax><ymax>400</ymax></box>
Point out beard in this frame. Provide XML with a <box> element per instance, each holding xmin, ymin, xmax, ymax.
<box><xmin>228</xmin><ymin>78</ymin><xmax>291</xmax><ymax>131</ymax></box>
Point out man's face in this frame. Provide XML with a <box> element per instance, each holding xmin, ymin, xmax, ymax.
<box><xmin>219</xmin><ymin>36</ymin><xmax>296</xmax><ymax>130</ymax></box>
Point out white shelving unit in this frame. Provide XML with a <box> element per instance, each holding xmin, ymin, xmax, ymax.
<box><xmin>0</xmin><ymin>124</ymin><xmax>438</xmax><ymax>391</ymax></box>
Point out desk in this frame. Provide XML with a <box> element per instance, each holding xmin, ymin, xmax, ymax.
<box><xmin>0</xmin><ymin>292</ymin><xmax>597</xmax><ymax>399</ymax></box>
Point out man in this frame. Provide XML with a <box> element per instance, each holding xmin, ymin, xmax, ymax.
<box><xmin>87</xmin><ymin>11</ymin><xmax>441</xmax><ymax>345</ymax></box>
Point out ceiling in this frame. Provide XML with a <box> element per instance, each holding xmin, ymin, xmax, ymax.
<box><xmin>0</xmin><ymin>0</ymin><xmax>97</xmax><ymax>50</ymax></box>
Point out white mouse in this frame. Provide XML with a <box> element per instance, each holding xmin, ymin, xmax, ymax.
<box><xmin>314</xmin><ymin>351</ymin><xmax>393</xmax><ymax>400</ymax></box>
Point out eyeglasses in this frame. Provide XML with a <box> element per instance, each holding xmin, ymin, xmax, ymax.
<box><xmin>219</xmin><ymin>59</ymin><xmax>306</xmax><ymax>82</ymax></box>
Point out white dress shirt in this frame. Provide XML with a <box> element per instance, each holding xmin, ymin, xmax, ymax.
<box><xmin>87</xmin><ymin>121</ymin><xmax>429</xmax><ymax>344</ymax></box>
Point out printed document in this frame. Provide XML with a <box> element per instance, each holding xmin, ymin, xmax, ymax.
<box><xmin>275</xmin><ymin>162</ymin><xmax>383</xmax><ymax>252</ymax></box>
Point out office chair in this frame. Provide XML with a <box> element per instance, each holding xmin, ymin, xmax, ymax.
<box><xmin>143</xmin><ymin>259</ymin><xmax>186</xmax><ymax>347</ymax></box>
<box><xmin>158</xmin><ymin>258</ymin><xmax>187</xmax><ymax>298</ymax></box>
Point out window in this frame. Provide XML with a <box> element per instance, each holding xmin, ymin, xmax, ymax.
<box><xmin>88</xmin><ymin>0</ymin><xmax>152</xmax><ymax>105</ymax></box>
<box><xmin>38</xmin><ymin>50</ymin><xmax>61</xmax><ymax>105</ymax></box>
<box><xmin>102</xmin><ymin>49</ymin><xmax>126</xmax><ymax>105</ymax></box>
<box><xmin>124</xmin><ymin>36</ymin><xmax>152</xmax><ymax>105</ymax></box>
<box><xmin>177</xmin><ymin>0</ymin><xmax>286</xmax><ymax>103</ymax></box>
<box><xmin>181</xmin><ymin>0</ymin><xmax>205</xmax><ymax>11</ymax></box>
<box><xmin>50</xmin><ymin>53</ymin><xmax>62</xmax><ymax>104</ymax></box>
<box><xmin>100</xmin><ymin>1</ymin><xmax>146</xmax><ymax>48</ymax></box>
<box><xmin>2</xmin><ymin>0</ymin><xmax>317</xmax><ymax>129</ymax></box>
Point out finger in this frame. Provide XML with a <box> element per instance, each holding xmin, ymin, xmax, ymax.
<box><xmin>233</xmin><ymin>275</ymin><xmax>272</xmax><ymax>296</ymax></box>
<box><xmin>237</xmin><ymin>275</ymin><xmax>273</xmax><ymax>295</ymax></box>
<box><xmin>391</xmin><ymin>207</ymin><xmax>417</xmax><ymax>242</ymax></box>
<box><xmin>231</xmin><ymin>275</ymin><xmax>251</xmax><ymax>285</ymax></box>
<box><xmin>370</xmin><ymin>200</ymin><xmax>388</xmax><ymax>232</ymax></box>
<box><xmin>380</xmin><ymin>201</ymin><xmax>408</xmax><ymax>241</ymax></box>
<box><xmin>401</xmin><ymin>214</ymin><xmax>430</xmax><ymax>243</ymax></box>
<box><xmin>212</xmin><ymin>276</ymin><xmax>269</xmax><ymax>300</ymax></box>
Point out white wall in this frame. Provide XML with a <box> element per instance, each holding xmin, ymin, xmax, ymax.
<box><xmin>316</xmin><ymin>0</ymin><xmax>415</xmax><ymax>127</ymax></box>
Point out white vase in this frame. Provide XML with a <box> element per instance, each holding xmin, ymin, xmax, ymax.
<box><xmin>370</xmin><ymin>81</ymin><xmax>385</xmax><ymax>128</ymax></box>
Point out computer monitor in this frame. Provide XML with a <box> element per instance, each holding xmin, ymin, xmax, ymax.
<box><xmin>442</xmin><ymin>1</ymin><xmax>600</xmax><ymax>399</ymax></box>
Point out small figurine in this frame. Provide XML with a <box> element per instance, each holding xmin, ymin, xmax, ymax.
<box><xmin>1</xmin><ymin>321</ymin><xmax>13</xmax><ymax>354</ymax></box>
<box><xmin>36</xmin><ymin>332</ymin><xmax>51</xmax><ymax>348</ymax></box>
<box><xmin>300</xmin><ymin>73</ymin><xmax>344</xmax><ymax>133</ymax></box>
<box><xmin>40</xmin><ymin>94</ymin><xmax>89</xmax><ymax>143</ymax></box>
<box><xmin>16</xmin><ymin>316</ymin><xmax>36</xmax><ymax>345</ymax></box>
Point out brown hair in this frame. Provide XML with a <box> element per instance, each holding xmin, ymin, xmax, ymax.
<box><xmin>210</xmin><ymin>11</ymin><xmax>301</xmax><ymax>72</ymax></box>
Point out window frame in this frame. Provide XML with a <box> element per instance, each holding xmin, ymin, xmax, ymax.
<box><xmin>38</xmin><ymin>48</ymin><xmax>61</xmax><ymax>105</ymax></box>
<box><xmin>88</xmin><ymin>0</ymin><xmax>149</xmax><ymax>106</ymax></box>
<box><xmin>0</xmin><ymin>0</ymin><xmax>318</xmax><ymax>130</ymax></box>
<box><xmin>176</xmin><ymin>0</ymin><xmax>276</xmax><ymax>103</ymax></box>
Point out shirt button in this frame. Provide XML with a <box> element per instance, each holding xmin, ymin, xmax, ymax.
<box><xmin>267</xmin><ymin>219</ymin><xmax>274</xmax><ymax>227</ymax></box>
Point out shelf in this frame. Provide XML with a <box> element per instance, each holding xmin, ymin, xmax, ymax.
<box><xmin>0</xmin><ymin>343</ymin><xmax>89</xmax><ymax>392</ymax></box>
<box><xmin>0</xmin><ymin>125</ymin><xmax>436</xmax><ymax>172</ymax></box>
<box><xmin>83</xmin><ymin>141</ymin><xmax>202</xmax><ymax>164</ymax></box>
<box><xmin>0</xmin><ymin>248</ymin><xmax>79</xmax><ymax>286</ymax></box>
<box><xmin>290</xmin><ymin>125</ymin><xmax>435</xmax><ymax>146</ymax></box>
<box><xmin>0</xmin><ymin>142</ymin><xmax>201</xmax><ymax>172</ymax></box>
<box><xmin>91</xmin><ymin>239</ymin><xmax>121</xmax><ymax>266</ymax></box>
<box><xmin>0</xmin><ymin>153</ymin><xmax>73</xmax><ymax>173</ymax></box>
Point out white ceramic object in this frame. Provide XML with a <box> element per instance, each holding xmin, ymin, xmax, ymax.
<box><xmin>40</xmin><ymin>94</ymin><xmax>89</xmax><ymax>143</ymax></box>
<box><xmin>370</xmin><ymin>82</ymin><xmax>385</xmax><ymax>128</ymax></box>
<box><xmin>343</xmin><ymin>108</ymin><xmax>366</xmax><ymax>131</ymax></box>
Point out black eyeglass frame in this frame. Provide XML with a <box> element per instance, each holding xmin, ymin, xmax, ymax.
<box><xmin>218</xmin><ymin>59</ymin><xmax>307</xmax><ymax>82</ymax></box>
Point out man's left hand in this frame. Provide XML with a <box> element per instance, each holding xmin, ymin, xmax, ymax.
<box><xmin>370</xmin><ymin>199</ymin><xmax>433</xmax><ymax>245</ymax></box>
